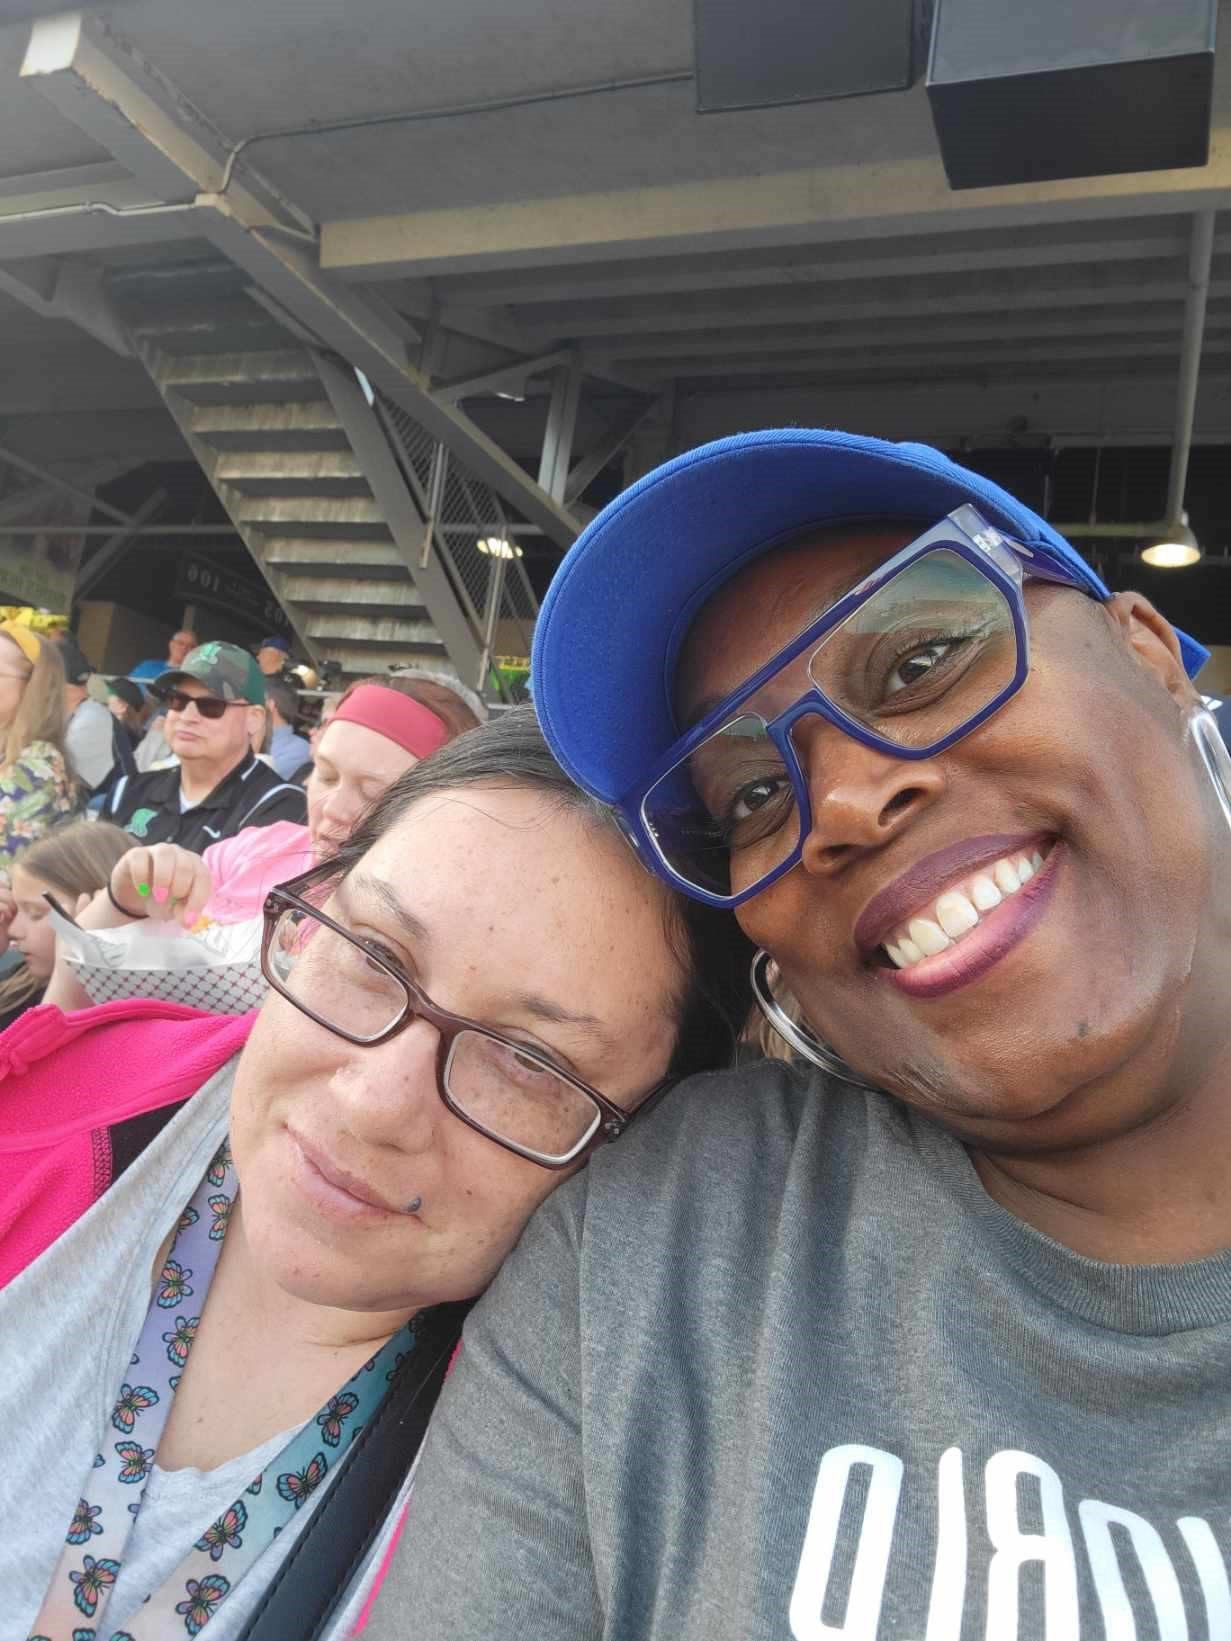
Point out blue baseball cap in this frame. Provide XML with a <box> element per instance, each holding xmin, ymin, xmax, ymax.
<box><xmin>532</xmin><ymin>428</ymin><xmax>1209</xmax><ymax>803</ymax></box>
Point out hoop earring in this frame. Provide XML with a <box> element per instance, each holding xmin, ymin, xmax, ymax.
<box><xmin>749</xmin><ymin>950</ymin><xmax>881</xmax><ymax>1093</ymax></box>
<box><xmin>1188</xmin><ymin>705</ymin><xmax>1231</xmax><ymax>834</ymax></box>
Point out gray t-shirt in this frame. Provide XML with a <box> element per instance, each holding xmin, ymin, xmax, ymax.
<box><xmin>106</xmin><ymin>1422</ymin><xmax>300</xmax><ymax>1632</ymax></box>
<box><xmin>367</xmin><ymin>1058</ymin><xmax>1231</xmax><ymax>1641</ymax></box>
<box><xmin>0</xmin><ymin>1062</ymin><xmax>415</xmax><ymax>1641</ymax></box>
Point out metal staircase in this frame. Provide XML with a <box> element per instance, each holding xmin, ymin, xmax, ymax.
<box><xmin>112</xmin><ymin>269</ymin><xmax>542</xmax><ymax>696</ymax></box>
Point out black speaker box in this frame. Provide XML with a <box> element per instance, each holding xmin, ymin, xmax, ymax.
<box><xmin>927</xmin><ymin>0</ymin><xmax>1217</xmax><ymax>189</ymax></box>
<box><xmin>694</xmin><ymin>0</ymin><xmax>915</xmax><ymax>113</ymax></box>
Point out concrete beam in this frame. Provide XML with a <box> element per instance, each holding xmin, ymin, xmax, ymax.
<box><xmin>436</xmin><ymin>219</ymin><xmax>1217</xmax><ymax>311</ymax></box>
<box><xmin>0</xmin><ymin>204</ymin><xmax>196</xmax><ymax>260</ymax></box>
<box><xmin>582</xmin><ymin>304</ymin><xmax>1205</xmax><ymax>368</ymax></box>
<box><xmin>321</xmin><ymin>75</ymin><xmax>1231</xmax><ymax>280</ymax></box>
<box><xmin>634</xmin><ymin>336</ymin><xmax>1231</xmax><ymax>385</ymax></box>
<box><xmin>0</xmin><ymin>255</ymin><xmax>131</xmax><ymax>355</ymax></box>
<box><xmin>20</xmin><ymin>12</ymin><xmax>303</xmax><ymax>224</ymax></box>
<box><xmin>385</xmin><ymin>280</ymin><xmax>542</xmax><ymax>356</ymax></box>
<box><xmin>52</xmin><ymin>258</ymin><xmax>131</xmax><ymax>355</ymax></box>
<box><xmin>0</xmin><ymin>166</ymin><xmax>196</xmax><ymax>260</ymax></box>
<box><xmin>527</xmin><ymin>259</ymin><xmax>1221</xmax><ymax>343</ymax></box>
<box><xmin>0</xmin><ymin>161</ymin><xmax>129</xmax><ymax>201</ymax></box>
<box><xmin>19</xmin><ymin>10</ymin><xmax>580</xmax><ymax>551</ymax></box>
<box><xmin>673</xmin><ymin>370</ymin><xmax>1231</xmax><ymax>452</ymax></box>
<box><xmin>747</xmin><ymin>361</ymin><xmax>1231</xmax><ymax>400</ymax></box>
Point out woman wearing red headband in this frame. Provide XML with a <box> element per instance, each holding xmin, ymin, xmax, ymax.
<box><xmin>58</xmin><ymin>676</ymin><xmax>480</xmax><ymax>946</ymax></box>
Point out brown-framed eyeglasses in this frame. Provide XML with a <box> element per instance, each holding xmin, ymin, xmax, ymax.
<box><xmin>261</xmin><ymin>884</ymin><xmax>674</xmax><ymax>1169</ymax></box>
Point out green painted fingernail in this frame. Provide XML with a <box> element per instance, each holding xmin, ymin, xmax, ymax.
<box><xmin>136</xmin><ymin>882</ymin><xmax>151</xmax><ymax>897</ymax></box>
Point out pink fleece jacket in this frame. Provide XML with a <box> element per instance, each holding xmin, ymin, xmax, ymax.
<box><xmin>0</xmin><ymin>999</ymin><xmax>254</xmax><ymax>1289</ymax></box>
<box><xmin>202</xmin><ymin>819</ymin><xmax>317</xmax><ymax>924</ymax></box>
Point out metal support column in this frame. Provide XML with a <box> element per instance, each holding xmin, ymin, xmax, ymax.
<box><xmin>1164</xmin><ymin>210</ymin><xmax>1217</xmax><ymax>531</ymax></box>
<box><xmin>420</xmin><ymin>444</ymin><xmax>448</xmax><ymax>571</ymax></box>
<box><xmin>440</xmin><ymin>349</ymin><xmax>571</xmax><ymax>404</ymax></box>
<box><xmin>477</xmin><ymin>549</ymin><xmax>509</xmax><ymax>696</ymax></box>
<box><xmin>74</xmin><ymin>486</ymin><xmax>168</xmax><ymax>599</ymax></box>
<box><xmin>565</xmin><ymin>398</ymin><xmax>660</xmax><ymax>506</ymax></box>
<box><xmin>537</xmin><ymin>350</ymin><xmax>583</xmax><ymax>504</ymax></box>
<box><xmin>314</xmin><ymin>353</ymin><xmax>486</xmax><ymax>686</ymax></box>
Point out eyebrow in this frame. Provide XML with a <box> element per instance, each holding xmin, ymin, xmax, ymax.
<box><xmin>682</xmin><ymin>562</ymin><xmax>877</xmax><ymax>731</ymax></box>
<box><xmin>354</xmin><ymin>874</ymin><xmax>431</xmax><ymax>946</ymax></box>
<box><xmin>504</xmin><ymin>991</ymin><xmax>621</xmax><ymax>1054</ymax></box>
<box><xmin>349</xmin><ymin>873</ymin><xmax>622</xmax><ymax>1055</ymax></box>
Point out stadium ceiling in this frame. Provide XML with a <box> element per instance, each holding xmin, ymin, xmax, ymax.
<box><xmin>1</xmin><ymin>0</ymin><xmax>1231</xmax><ymax>516</ymax></box>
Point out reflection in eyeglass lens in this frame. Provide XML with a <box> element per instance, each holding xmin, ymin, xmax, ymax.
<box><xmin>689</xmin><ymin>717</ymin><xmax>795</xmax><ymax>852</ymax></box>
<box><xmin>446</xmin><ymin>1032</ymin><xmax>601</xmax><ymax>1158</ymax></box>
<box><xmin>808</xmin><ymin>551</ymin><xmax>1014</xmax><ymax>743</ymax></box>
<box><xmin>269</xmin><ymin>907</ymin><xmax>405</xmax><ymax>1041</ymax></box>
<box><xmin>643</xmin><ymin>548</ymin><xmax>1020</xmax><ymax>896</ymax></box>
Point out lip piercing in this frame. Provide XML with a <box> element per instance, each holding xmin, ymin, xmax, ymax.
<box><xmin>403</xmin><ymin>1196</ymin><xmax>423</xmax><ymax>1215</ymax></box>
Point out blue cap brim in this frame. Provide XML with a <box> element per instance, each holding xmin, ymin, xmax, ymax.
<box><xmin>532</xmin><ymin>428</ymin><xmax>1208</xmax><ymax>804</ymax></box>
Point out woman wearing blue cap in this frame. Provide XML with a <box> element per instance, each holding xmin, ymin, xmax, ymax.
<box><xmin>367</xmin><ymin>431</ymin><xmax>1231</xmax><ymax>1640</ymax></box>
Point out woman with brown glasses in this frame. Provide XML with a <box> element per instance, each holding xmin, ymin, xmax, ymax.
<box><xmin>1</xmin><ymin>707</ymin><xmax>751</xmax><ymax>1639</ymax></box>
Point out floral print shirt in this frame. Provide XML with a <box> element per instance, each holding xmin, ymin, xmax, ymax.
<box><xmin>0</xmin><ymin>740</ymin><xmax>77</xmax><ymax>883</ymax></box>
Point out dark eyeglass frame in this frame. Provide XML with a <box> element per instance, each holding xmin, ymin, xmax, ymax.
<box><xmin>622</xmin><ymin>504</ymin><xmax>1093</xmax><ymax>910</ymax></box>
<box><xmin>163</xmin><ymin>688</ymin><xmax>247</xmax><ymax>720</ymax></box>
<box><xmin>260</xmin><ymin>883</ymin><xmax>675</xmax><ymax>1169</ymax></box>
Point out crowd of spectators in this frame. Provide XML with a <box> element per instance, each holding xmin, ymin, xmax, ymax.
<box><xmin>10</xmin><ymin>428</ymin><xmax>1231</xmax><ymax>1640</ymax></box>
<box><xmin>0</xmin><ymin>619</ymin><xmax>481</xmax><ymax>1040</ymax></box>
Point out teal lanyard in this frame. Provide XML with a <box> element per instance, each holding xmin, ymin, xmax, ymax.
<box><xmin>27</xmin><ymin>1137</ymin><xmax>416</xmax><ymax>1641</ymax></box>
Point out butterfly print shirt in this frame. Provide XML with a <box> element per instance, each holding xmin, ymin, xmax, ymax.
<box><xmin>0</xmin><ymin>1065</ymin><xmax>414</xmax><ymax>1640</ymax></box>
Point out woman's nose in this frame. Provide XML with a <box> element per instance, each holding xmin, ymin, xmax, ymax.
<box><xmin>327</xmin><ymin>1016</ymin><xmax>443</xmax><ymax>1149</ymax></box>
<box><xmin>791</xmin><ymin>712</ymin><xmax>944</xmax><ymax>877</ymax></box>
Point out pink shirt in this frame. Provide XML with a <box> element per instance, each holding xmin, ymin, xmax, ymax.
<box><xmin>202</xmin><ymin>820</ymin><xmax>318</xmax><ymax>923</ymax></box>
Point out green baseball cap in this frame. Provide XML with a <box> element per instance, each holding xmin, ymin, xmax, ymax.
<box><xmin>155</xmin><ymin>640</ymin><xmax>266</xmax><ymax>705</ymax></box>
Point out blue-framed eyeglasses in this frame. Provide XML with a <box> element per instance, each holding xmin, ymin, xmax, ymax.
<box><xmin>621</xmin><ymin>505</ymin><xmax>1094</xmax><ymax>908</ymax></box>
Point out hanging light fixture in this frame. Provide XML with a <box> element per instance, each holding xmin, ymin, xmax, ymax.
<box><xmin>1142</xmin><ymin>512</ymin><xmax>1202</xmax><ymax>569</ymax></box>
<box><xmin>477</xmin><ymin>537</ymin><xmax>523</xmax><ymax>560</ymax></box>
<box><xmin>1141</xmin><ymin>213</ymin><xmax>1215</xmax><ymax>572</ymax></box>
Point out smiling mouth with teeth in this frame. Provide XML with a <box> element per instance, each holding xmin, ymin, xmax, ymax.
<box><xmin>882</xmin><ymin>844</ymin><xmax>1053</xmax><ymax>971</ymax></box>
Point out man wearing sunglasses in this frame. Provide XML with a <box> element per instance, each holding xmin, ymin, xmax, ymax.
<box><xmin>101</xmin><ymin>640</ymin><xmax>305</xmax><ymax>851</ymax></box>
